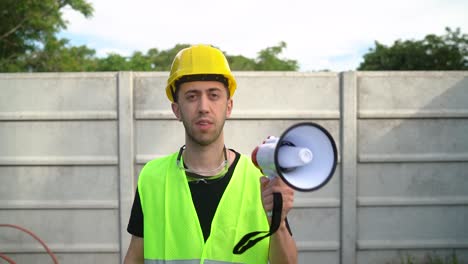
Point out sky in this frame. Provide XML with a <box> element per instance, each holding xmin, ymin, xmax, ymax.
<box><xmin>59</xmin><ymin>0</ymin><xmax>468</xmax><ymax>72</ymax></box>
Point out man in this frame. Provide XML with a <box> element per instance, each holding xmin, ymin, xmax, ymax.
<box><xmin>124</xmin><ymin>44</ymin><xmax>297</xmax><ymax>264</ymax></box>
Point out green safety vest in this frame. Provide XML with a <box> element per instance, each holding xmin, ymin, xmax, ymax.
<box><xmin>138</xmin><ymin>152</ymin><xmax>270</xmax><ymax>264</ymax></box>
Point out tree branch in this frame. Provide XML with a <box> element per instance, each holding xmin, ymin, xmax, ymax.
<box><xmin>0</xmin><ymin>17</ymin><xmax>27</xmax><ymax>40</ymax></box>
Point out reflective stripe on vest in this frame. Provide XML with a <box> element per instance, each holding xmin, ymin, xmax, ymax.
<box><xmin>144</xmin><ymin>259</ymin><xmax>243</xmax><ymax>264</ymax></box>
<box><xmin>138</xmin><ymin>152</ymin><xmax>269</xmax><ymax>264</ymax></box>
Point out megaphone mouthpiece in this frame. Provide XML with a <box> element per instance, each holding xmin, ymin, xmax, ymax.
<box><xmin>277</xmin><ymin>145</ymin><xmax>313</xmax><ymax>169</ymax></box>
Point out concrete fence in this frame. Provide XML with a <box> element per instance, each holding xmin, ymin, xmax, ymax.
<box><xmin>0</xmin><ymin>71</ymin><xmax>467</xmax><ymax>264</ymax></box>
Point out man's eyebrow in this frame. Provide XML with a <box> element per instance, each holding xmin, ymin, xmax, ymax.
<box><xmin>185</xmin><ymin>87</ymin><xmax>222</xmax><ymax>93</ymax></box>
<box><xmin>208</xmin><ymin>87</ymin><xmax>222</xmax><ymax>92</ymax></box>
<box><xmin>184</xmin><ymin>89</ymin><xmax>201</xmax><ymax>94</ymax></box>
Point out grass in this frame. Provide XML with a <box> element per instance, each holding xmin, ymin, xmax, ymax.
<box><xmin>398</xmin><ymin>252</ymin><xmax>460</xmax><ymax>264</ymax></box>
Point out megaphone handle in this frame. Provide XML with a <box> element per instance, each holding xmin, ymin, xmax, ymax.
<box><xmin>233</xmin><ymin>192</ymin><xmax>283</xmax><ymax>254</ymax></box>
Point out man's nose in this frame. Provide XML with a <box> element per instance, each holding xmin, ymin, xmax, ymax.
<box><xmin>198</xmin><ymin>94</ymin><xmax>210</xmax><ymax>113</ymax></box>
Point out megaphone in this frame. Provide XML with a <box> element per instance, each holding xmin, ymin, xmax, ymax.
<box><xmin>233</xmin><ymin>122</ymin><xmax>337</xmax><ymax>255</ymax></box>
<box><xmin>252</xmin><ymin>122</ymin><xmax>337</xmax><ymax>191</ymax></box>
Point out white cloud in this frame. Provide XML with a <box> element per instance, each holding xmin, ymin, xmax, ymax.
<box><xmin>61</xmin><ymin>0</ymin><xmax>468</xmax><ymax>71</ymax></box>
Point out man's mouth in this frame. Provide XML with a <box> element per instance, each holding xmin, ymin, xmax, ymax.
<box><xmin>196</xmin><ymin>119</ymin><xmax>213</xmax><ymax>128</ymax></box>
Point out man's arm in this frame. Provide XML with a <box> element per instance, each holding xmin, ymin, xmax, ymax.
<box><xmin>269</xmin><ymin>221</ymin><xmax>297</xmax><ymax>264</ymax></box>
<box><xmin>123</xmin><ymin>236</ymin><xmax>144</xmax><ymax>264</ymax></box>
<box><xmin>260</xmin><ymin>176</ymin><xmax>298</xmax><ymax>264</ymax></box>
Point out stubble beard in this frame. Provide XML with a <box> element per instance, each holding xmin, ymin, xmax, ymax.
<box><xmin>182</xmin><ymin>117</ymin><xmax>226</xmax><ymax>147</ymax></box>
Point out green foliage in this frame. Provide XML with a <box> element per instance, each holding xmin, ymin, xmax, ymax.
<box><xmin>425</xmin><ymin>252</ymin><xmax>460</xmax><ymax>264</ymax></box>
<box><xmin>92</xmin><ymin>42</ymin><xmax>298</xmax><ymax>72</ymax></box>
<box><xmin>227</xmin><ymin>55</ymin><xmax>257</xmax><ymax>71</ymax></box>
<box><xmin>28</xmin><ymin>36</ymin><xmax>96</xmax><ymax>72</ymax></box>
<box><xmin>358</xmin><ymin>27</ymin><xmax>468</xmax><ymax>70</ymax></box>
<box><xmin>92</xmin><ymin>44</ymin><xmax>192</xmax><ymax>71</ymax></box>
<box><xmin>227</xmin><ymin>42</ymin><xmax>298</xmax><ymax>71</ymax></box>
<box><xmin>403</xmin><ymin>254</ymin><xmax>416</xmax><ymax>264</ymax></box>
<box><xmin>128</xmin><ymin>51</ymin><xmax>152</xmax><ymax>71</ymax></box>
<box><xmin>95</xmin><ymin>53</ymin><xmax>130</xmax><ymax>71</ymax></box>
<box><xmin>394</xmin><ymin>252</ymin><xmax>461</xmax><ymax>264</ymax></box>
<box><xmin>0</xmin><ymin>0</ymin><xmax>93</xmax><ymax>71</ymax></box>
<box><xmin>254</xmin><ymin>41</ymin><xmax>299</xmax><ymax>71</ymax></box>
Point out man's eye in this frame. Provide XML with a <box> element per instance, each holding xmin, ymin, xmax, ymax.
<box><xmin>186</xmin><ymin>94</ymin><xmax>197</xmax><ymax>100</ymax></box>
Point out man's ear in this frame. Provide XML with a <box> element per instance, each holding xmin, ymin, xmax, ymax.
<box><xmin>171</xmin><ymin>103</ymin><xmax>181</xmax><ymax>121</ymax></box>
<box><xmin>226</xmin><ymin>98</ymin><xmax>233</xmax><ymax>118</ymax></box>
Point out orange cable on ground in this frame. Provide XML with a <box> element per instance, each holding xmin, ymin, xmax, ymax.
<box><xmin>0</xmin><ymin>252</ymin><xmax>16</xmax><ymax>264</ymax></box>
<box><xmin>0</xmin><ymin>224</ymin><xmax>59</xmax><ymax>264</ymax></box>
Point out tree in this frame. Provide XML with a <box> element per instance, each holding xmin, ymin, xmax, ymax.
<box><xmin>0</xmin><ymin>0</ymin><xmax>93</xmax><ymax>72</ymax></box>
<box><xmin>95</xmin><ymin>53</ymin><xmax>130</xmax><ymax>71</ymax></box>
<box><xmin>93</xmin><ymin>44</ymin><xmax>192</xmax><ymax>71</ymax></box>
<box><xmin>226</xmin><ymin>42</ymin><xmax>299</xmax><ymax>71</ymax></box>
<box><xmin>23</xmin><ymin>36</ymin><xmax>96</xmax><ymax>72</ymax></box>
<box><xmin>227</xmin><ymin>55</ymin><xmax>257</xmax><ymax>71</ymax></box>
<box><xmin>128</xmin><ymin>51</ymin><xmax>153</xmax><ymax>71</ymax></box>
<box><xmin>254</xmin><ymin>41</ymin><xmax>299</xmax><ymax>71</ymax></box>
<box><xmin>358</xmin><ymin>27</ymin><xmax>468</xmax><ymax>70</ymax></box>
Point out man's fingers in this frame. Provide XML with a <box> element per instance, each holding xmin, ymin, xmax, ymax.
<box><xmin>260</xmin><ymin>176</ymin><xmax>270</xmax><ymax>188</ymax></box>
<box><xmin>261</xmin><ymin>176</ymin><xmax>296</xmax><ymax>218</ymax></box>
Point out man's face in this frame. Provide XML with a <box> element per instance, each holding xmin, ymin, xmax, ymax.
<box><xmin>171</xmin><ymin>81</ymin><xmax>233</xmax><ymax>146</ymax></box>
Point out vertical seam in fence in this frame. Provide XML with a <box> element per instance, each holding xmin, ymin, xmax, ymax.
<box><xmin>340</xmin><ymin>71</ymin><xmax>357</xmax><ymax>264</ymax></box>
<box><xmin>117</xmin><ymin>71</ymin><xmax>135</xmax><ymax>262</ymax></box>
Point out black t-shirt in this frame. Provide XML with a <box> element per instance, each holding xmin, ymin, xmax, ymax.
<box><xmin>127</xmin><ymin>150</ymin><xmax>291</xmax><ymax>241</ymax></box>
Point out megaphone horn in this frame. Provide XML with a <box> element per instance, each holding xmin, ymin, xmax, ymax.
<box><xmin>252</xmin><ymin>122</ymin><xmax>337</xmax><ymax>192</ymax></box>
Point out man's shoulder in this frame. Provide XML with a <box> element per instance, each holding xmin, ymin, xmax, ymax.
<box><xmin>147</xmin><ymin>151</ymin><xmax>179</xmax><ymax>165</ymax></box>
<box><xmin>232</xmin><ymin>151</ymin><xmax>264</xmax><ymax>177</ymax></box>
<box><xmin>235</xmin><ymin>152</ymin><xmax>257</xmax><ymax>168</ymax></box>
<box><xmin>139</xmin><ymin>152</ymin><xmax>178</xmax><ymax>179</ymax></box>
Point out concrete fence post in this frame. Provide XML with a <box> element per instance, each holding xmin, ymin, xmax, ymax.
<box><xmin>117</xmin><ymin>71</ymin><xmax>135</xmax><ymax>262</ymax></box>
<box><xmin>340</xmin><ymin>71</ymin><xmax>358</xmax><ymax>264</ymax></box>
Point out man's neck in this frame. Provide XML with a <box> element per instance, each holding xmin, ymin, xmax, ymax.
<box><xmin>183</xmin><ymin>140</ymin><xmax>227</xmax><ymax>173</ymax></box>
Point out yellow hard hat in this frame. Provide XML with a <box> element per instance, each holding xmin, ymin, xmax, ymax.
<box><xmin>166</xmin><ymin>44</ymin><xmax>237</xmax><ymax>102</ymax></box>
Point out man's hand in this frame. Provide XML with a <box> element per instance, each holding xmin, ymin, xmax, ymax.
<box><xmin>260</xmin><ymin>176</ymin><xmax>295</xmax><ymax>223</ymax></box>
<box><xmin>260</xmin><ymin>176</ymin><xmax>298</xmax><ymax>263</ymax></box>
<box><xmin>124</xmin><ymin>236</ymin><xmax>144</xmax><ymax>264</ymax></box>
